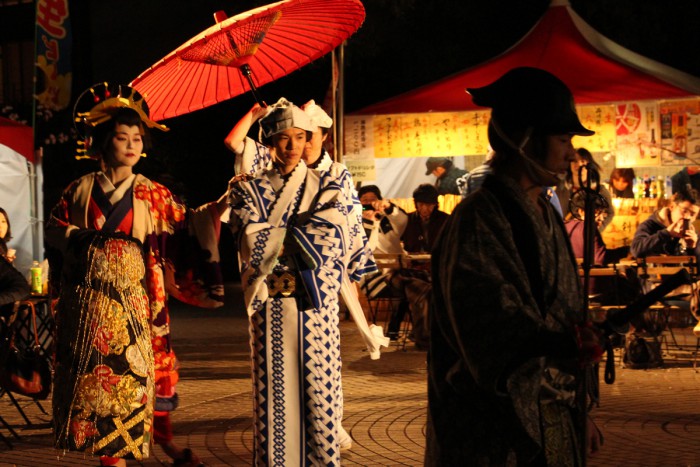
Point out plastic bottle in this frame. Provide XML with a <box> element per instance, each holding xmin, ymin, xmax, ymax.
<box><xmin>30</xmin><ymin>260</ymin><xmax>42</xmax><ymax>295</ymax></box>
<box><xmin>665</xmin><ymin>176</ymin><xmax>672</xmax><ymax>198</ymax></box>
<box><xmin>635</xmin><ymin>177</ymin><xmax>645</xmax><ymax>199</ymax></box>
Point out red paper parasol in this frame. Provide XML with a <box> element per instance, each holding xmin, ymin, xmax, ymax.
<box><xmin>130</xmin><ymin>0</ymin><xmax>365</xmax><ymax>121</ymax></box>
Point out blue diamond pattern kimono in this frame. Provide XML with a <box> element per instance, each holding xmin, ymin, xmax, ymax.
<box><xmin>229</xmin><ymin>161</ymin><xmax>375</xmax><ymax>466</ymax></box>
<box><xmin>232</xmin><ymin>137</ymin><xmax>387</xmax><ymax>357</ymax></box>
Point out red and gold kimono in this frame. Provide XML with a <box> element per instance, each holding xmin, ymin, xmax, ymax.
<box><xmin>46</xmin><ymin>172</ymin><xmax>223</xmax><ymax>459</ymax></box>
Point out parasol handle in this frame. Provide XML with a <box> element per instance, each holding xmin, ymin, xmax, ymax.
<box><xmin>213</xmin><ymin>10</ymin><xmax>265</xmax><ymax>106</ymax></box>
<box><xmin>240</xmin><ymin>64</ymin><xmax>265</xmax><ymax>106</ymax></box>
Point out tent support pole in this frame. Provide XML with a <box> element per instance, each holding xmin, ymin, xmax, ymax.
<box><xmin>337</xmin><ymin>43</ymin><xmax>345</xmax><ymax>162</ymax></box>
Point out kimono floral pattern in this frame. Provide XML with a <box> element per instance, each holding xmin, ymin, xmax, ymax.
<box><xmin>47</xmin><ymin>173</ymin><xmax>223</xmax><ymax>459</ymax></box>
<box><xmin>52</xmin><ymin>235</ymin><xmax>154</xmax><ymax>459</ymax></box>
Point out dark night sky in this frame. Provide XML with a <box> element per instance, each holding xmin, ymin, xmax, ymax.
<box><xmin>80</xmin><ymin>0</ymin><xmax>700</xmax><ymax>113</ymax></box>
<box><xmin>26</xmin><ymin>0</ymin><xmax>700</xmax><ymax>213</ymax></box>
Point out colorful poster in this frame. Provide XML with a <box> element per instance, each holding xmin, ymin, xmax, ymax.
<box><xmin>573</xmin><ymin>104</ymin><xmax>616</xmax><ymax>152</ymax></box>
<box><xmin>687</xmin><ymin>111</ymin><xmax>700</xmax><ymax>161</ymax></box>
<box><xmin>659</xmin><ymin>99</ymin><xmax>700</xmax><ymax>166</ymax></box>
<box><xmin>347</xmin><ymin>103</ymin><xmax>673</xmax><ymax>162</ymax></box>
<box><xmin>613</xmin><ymin>101</ymin><xmax>660</xmax><ymax>168</ymax></box>
<box><xmin>35</xmin><ymin>0</ymin><xmax>72</xmax><ymax>111</ymax></box>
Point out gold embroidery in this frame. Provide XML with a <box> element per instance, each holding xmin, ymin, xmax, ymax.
<box><xmin>74</xmin><ymin>368</ymin><xmax>143</xmax><ymax>419</ymax></box>
<box><xmin>55</xmin><ymin>235</ymin><xmax>155</xmax><ymax>459</ymax></box>
<box><xmin>91</xmin><ymin>411</ymin><xmax>147</xmax><ymax>460</ymax></box>
<box><xmin>86</xmin><ymin>290</ymin><xmax>130</xmax><ymax>356</ymax></box>
<box><xmin>90</xmin><ymin>239</ymin><xmax>146</xmax><ymax>291</ymax></box>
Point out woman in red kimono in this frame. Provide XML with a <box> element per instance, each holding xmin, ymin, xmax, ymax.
<box><xmin>46</xmin><ymin>83</ymin><xmax>226</xmax><ymax>467</ymax></box>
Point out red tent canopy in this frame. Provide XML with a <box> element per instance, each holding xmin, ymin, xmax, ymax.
<box><xmin>354</xmin><ymin>0</ymin><xmax>700</xmax><ymax>115</ymax></box>
<box><xmin>0</xmin><ymin>116</ymin><xmax>34</xmax><ymax>163</ymax></box>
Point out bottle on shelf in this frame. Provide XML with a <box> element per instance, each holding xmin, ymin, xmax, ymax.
<box><xmin>635</xmin><ymin>177</ymin><xmax>645</xmax><ymax>199</ymax></box>
<box><xmin>643</xmin><ymin>174</ymin><xmax>651</xmax><ymax>198</ymax></box>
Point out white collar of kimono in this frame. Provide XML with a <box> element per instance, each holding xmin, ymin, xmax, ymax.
<box><xmin>267</xmin><ymin>161</ymin><xmax>307</xmax><ymax>227</ymax></box>
<box><xmin>96</xmin><ymin>171</ymin><xmax>136</xmax><ymax>205</ymax></box>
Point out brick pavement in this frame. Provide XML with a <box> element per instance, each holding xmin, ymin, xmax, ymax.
<box><xmin>2</xmin><ymin>283</ymin><xmax>700</xmax><ymax>466</ymax></box>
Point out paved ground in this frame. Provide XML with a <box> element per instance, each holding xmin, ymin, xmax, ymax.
<box><xmin>2</xmin><ymin>283</ymin><xmax>700</xmax><ymax>466</ymax></box>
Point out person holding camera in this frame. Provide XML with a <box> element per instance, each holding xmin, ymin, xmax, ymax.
<box><xmin>631</xmin><ymin>190</ymin><xmax>700</xmax><ymax>262</ymax></box>
<box><xmin>357</xmin><ymin>185</ymin><xmax>408</xmax><ymax>255</ymax></box>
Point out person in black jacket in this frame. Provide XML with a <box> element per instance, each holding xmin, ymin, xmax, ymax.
<box><xmin>0</xmin><ymin>254</ymin><xmax>30</xmax><ymax>319</ymax></box>
<box><xmin>426</xmin><ymin>158</ymin><xmax>468</xmax><ymax>195</ymax></box>
<box><xmin>631</xmin><ymin>190</ymin><xmax>699</xmax><ymax>263</ymax></box>
<box><xmin>386</xmin><ymin>184</ymin><xmax>449</xmax><ymax>341</ymax></box>
<box><xmin>426</xmin><ymin>67</ymin><xmax>603</xmax><ymax>466</ymax></box>
<box><xmin>401</xmin><ymin>184</ymin><xmax>449</xmax><ymax>254</ymax></box>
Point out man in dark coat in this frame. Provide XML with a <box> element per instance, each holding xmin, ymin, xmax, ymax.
<box><xmin>401</xmin><ymin>184</ymin><xmax>449</xmax><ymax>254</ymax></box>
<box><xmin>426</xmin><ymin>158</ymin><xmax>468</xmax><ymax>195</ymax></box>
<box><xmin>426</xmin><ymin>67</ymin><xmax>603</xmax><ymax>466</ymax></box>
<box><xmin>386</xmin><ymin>184</ymin><xmax>448</xmax><ymax>340</ymax></box>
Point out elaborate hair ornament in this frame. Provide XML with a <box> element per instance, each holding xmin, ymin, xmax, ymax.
<box><xmin>73</xmin><ymin>82</ymin><xmax>168</xmax><ymax>160</ymax></box>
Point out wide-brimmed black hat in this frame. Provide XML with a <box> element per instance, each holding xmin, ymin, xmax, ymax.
<box><xmin>467</xmin><ymin>67</ymin><xmax>594</xmax><ymax>136</ymax></box>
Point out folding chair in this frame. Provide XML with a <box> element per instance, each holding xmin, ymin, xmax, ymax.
<box><xmin>0</xmin><ymin>307</ymin><xmax>22</xmax><ymax>446</ymax></box>
<box><xmin>0</xmin><ymin>299</ymin><xmax>53</xmax><ymax>429</ymax></box>
<box><xmin>388</xmin><ymin>268</ymin><xmax>432</xmax><ymax>351</ymax></box>
<box><xmin>362</xmin><ymin>253</ymin><xmax>404</xmax><ymax>324</ymax></box>
<box><xmin>631</xmin><ymin>256</ymin><xmax>699</xmax><ymax>363</ymax></box>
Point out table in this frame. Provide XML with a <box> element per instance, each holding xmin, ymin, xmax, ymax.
<box><xmin>401</xmin><ymin>253</ymin><xmax>431</xmax><ymax>276</ymax></box>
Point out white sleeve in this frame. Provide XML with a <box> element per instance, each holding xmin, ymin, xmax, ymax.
<box><xmin>235</xmin><ymin>137</ymin><xmax>272</xmax><ymax>175</ymax></box>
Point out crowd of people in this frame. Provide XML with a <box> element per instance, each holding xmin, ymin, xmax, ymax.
<box><xmin>1</xmin><ymin>66</ymin><xmax>698</xmax><ymax>466</ymax></box>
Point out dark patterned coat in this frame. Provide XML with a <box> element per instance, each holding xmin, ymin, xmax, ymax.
<box><xmin>436</xmin><ymin>165</ymin><xmax>468</xmax><ymax>195</ymax></box>
<box><xmin>426</xmin><ymin>174</ymin><xmax>584</xmax><ymax>466</ymax></box>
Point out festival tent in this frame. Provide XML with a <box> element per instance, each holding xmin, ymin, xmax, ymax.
<box><xmin>348</xmin><ymin>0</ymin><xmax>700</xmax><ymax>198</ymax></box>
<box><xmin>0</xmin><ymin>117</ymin><xmax>43</xmax><ymax>276</ymax></box>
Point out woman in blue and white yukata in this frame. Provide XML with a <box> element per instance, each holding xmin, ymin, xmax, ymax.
<box><xmin>227</xmin><ymin>100</ymin><xmax>376</xmax><ymax>466</ymax></box>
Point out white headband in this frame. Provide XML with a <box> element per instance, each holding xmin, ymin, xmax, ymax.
<box><xmin>301</xmin><ymin>99</ymin><xmax>333</xmax><ymax>129</ymax></box>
